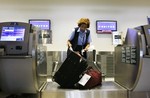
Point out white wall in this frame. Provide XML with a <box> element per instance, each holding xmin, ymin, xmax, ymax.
<box><xmin>0</xmin><ymin>0</ymin><xmax>150</xmax><ymax>51</ymax></box>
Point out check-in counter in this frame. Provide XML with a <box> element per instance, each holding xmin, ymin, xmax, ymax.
<box><xmin>115</xmin><ymin>25</ymin><xmax>150</xmax><ymax>98</ymax></box>
<box><xmin>0</xmin><ymin>22</ymin><xmax>47</xmax><ymax>94</ymax></box>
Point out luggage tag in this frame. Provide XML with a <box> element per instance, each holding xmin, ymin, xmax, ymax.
<box><xmin>78</xmin><ymin>73</ymin><xmax>91</xmax><ymax>86</ymax></box>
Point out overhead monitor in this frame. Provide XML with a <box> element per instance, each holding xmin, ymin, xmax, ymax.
<box><xmin>29</xmin><ymin>19</ymin><xmax>51</xmax><ymax>30</ymax></box>
<box><xmin>96</xmin><ymin>20</ymin><xmax>117</xmax><ymax>34</ymax></box>
<box><xmin>0</xmin><ymin>26</ymin><xmax>25</xmax><ymax>41</ymax></box>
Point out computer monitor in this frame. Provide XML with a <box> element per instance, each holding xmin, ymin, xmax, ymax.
<box><xmin>0</xmin><ymin>22</ymin><xmax>31</xmax><ymax>55</ymax></box>
<box><xmin>29</xmin><ymin>19</ymin><xmax>51</xmax><ymax>30</ymax></box>
<box><xmin>0</xmin><ymin>26</ymin><xmax>25</xmax><ymax>41</ymax></box>
<box><xmin>96</xmin><ymin>20</ymin><xmax>117</xmax><ymax>34</ymax></box>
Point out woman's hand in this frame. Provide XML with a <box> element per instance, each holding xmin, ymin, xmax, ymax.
<box><xmin>67</xmin><ymin>40</ymin><xmax>72</xmax><ymax>47</ymax></box>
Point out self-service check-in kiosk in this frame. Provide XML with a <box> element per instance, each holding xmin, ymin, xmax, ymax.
<box><xmin>0</xmin><ymin>22</ymin><xmax>47</xmax><ymax>94</ymax></box>
<box><xmin>115</xmin><ymin>25</ymin><xmax>150</xmax><ymax>98</ymax></box>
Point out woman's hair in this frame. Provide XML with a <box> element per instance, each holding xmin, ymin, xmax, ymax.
<box><xmin>77</xmin><ymin>18</ymin><xmax>90</xmax><ymax>28</ymax></box>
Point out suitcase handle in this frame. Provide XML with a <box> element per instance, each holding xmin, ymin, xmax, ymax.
<box><xmin>69</xmin><ymin>47</ymin><xmax>86</xmax><ymax>62</ymax></box>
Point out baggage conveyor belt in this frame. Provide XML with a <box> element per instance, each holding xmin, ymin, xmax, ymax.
<box><xmin>40</xmin><ymin>81</ymin><xmax>127</xmax><ymax>98</ymax></box>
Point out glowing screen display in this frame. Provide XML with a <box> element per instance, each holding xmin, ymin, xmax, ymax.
<box><xmin>0</xmin><ymin>26</ymin><xmax>25</xmax><ymax>41</ymax></box>
<box><xmin>96</xmin><ymin>20</ymin><xmax>117</xmax><ymax>31</ymax></box>
<box><xmin>29</xmin><ymin>19</ymin><xmax>51</xmax><ymax>30</ymax></box>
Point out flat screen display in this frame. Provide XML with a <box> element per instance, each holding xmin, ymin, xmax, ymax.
<box><xmin>0</xmin><ymin>26</ymin><xmax>25</xmax><ymax>41</ymax></box>
<box><xmin>29</xmin><ymin>19</ymin><xmax>51</xmax><ymax>30</ymax></box>
<box><xmin>96</xmin><ymin>20</ymin><xmax>117</xmax><ymax>33</ymax></box>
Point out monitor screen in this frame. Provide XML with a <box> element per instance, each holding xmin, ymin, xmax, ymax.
<box><xmin>29</xmin><ymin>19</ymin><xmax>51</xmax><ymax>30</ymax></box>
<box><xmin>0</xmin><ymin>26</ymin><xmax>25</xmax><ymax>41</ymax></box>
<box><xmin>96</xmin><ymin>20</ymin><xmax>117</xmax><ymax>33</ymax></box>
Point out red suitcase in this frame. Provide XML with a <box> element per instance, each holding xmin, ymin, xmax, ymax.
<box><xmin>77</xmin><ymin>66</ymin><xmax>102</xmax><ymax>89</ymax></box>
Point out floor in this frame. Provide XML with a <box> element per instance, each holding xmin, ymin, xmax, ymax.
<box><xmin>0</xmin><ymin>78</ymin><xmax>118</xmax><ymax>98</ymax></box>
<box><xmin>0</xmin><ymin>91</ymin><xmax>38</xmax><ymax>98</ymax></box>
<box><xmin>41</xmin><ymin>80</ymin><xmax>127</xmax><ymax>98</ymax></box>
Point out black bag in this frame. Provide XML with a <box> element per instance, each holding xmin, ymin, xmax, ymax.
<box><xmin>53</xmin><ymin>51</ymin><xmax>88</xmax><ymax>88</ymax></box>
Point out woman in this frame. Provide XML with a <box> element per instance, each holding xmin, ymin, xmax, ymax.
<box><xmin>67</xmin><ymin>18</ymin><xmax>92</xmax><ymax>59</ymax></box>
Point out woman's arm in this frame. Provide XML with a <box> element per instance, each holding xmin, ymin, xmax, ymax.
<box><xmin>67</xmin><ymin>40</ymin><xmax>72</xmax><ymax>47</ymax></box>
<box><xmin>84</xmin><ymin>43</ymin><xmax>90</xmax><ymax>51</ymax></box>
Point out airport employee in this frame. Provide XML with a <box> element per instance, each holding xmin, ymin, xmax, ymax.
<box><xmin>67</xmin><ymin>18</ymin><xmax>92</xmax><ymax>59</ymax></box>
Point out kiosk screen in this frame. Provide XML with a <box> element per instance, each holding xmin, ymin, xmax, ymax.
<box><xmin>0</xmin><ymin>26</ymin><xmax>25</xmax><ymax>41</ymax></box>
